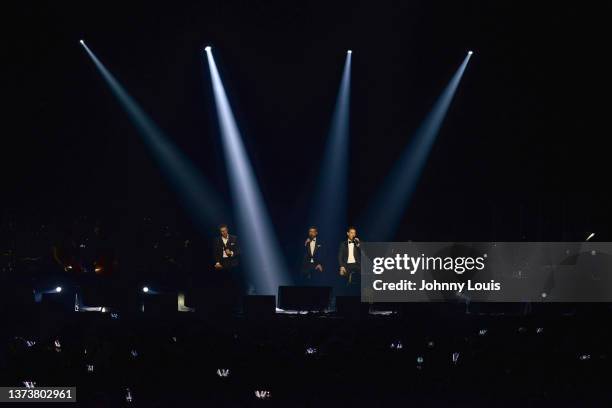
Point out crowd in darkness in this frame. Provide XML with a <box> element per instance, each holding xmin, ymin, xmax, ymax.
<box><xmin>3</xmin><ymin>211</ymin><xmax>612</xmax><ymax>406</ymax></box>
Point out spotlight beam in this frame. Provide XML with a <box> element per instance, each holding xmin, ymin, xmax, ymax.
<box><xmin>362</xmin><ymin>52</ymin><xmax>473</xmax><ymax>240</ymax></box>
<box><xmin>205</xmin><ymin>48</ymin><xmax>289</xmax><ymax>294</ymax></box>
<box><xmin>80</xmin><ymin>40</ymin><xmax>224</xmax><ymax>230</ymax></box>
<box><xmin>310</xmin><ymin>51</ymin><xmax>352</xmax><ymax>240</ymax></box>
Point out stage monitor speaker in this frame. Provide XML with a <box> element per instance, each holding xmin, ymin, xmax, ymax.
<box><xmin>244</xmin><ymin>295</ymin><xmax>276</xmax><ymax>320</ymax></box>
<box><xmin>278</xmin><ymin>286</ymin><xmax>331</xmax><ymax>311</ymax></box>
<box><xmin>335</xmin><ymin>296</ymin><xmax>368</xmax><ymax>318</ymax></box>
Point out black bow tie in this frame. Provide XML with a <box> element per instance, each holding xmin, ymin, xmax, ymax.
<box><xmin>348</xmin><ymin>240</ymin><xmax>354</xmax><ymax>244</ymax></box>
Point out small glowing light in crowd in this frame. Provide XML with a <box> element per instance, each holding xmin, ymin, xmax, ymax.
<box><xmin>65</xmin><ymin>265</ymin><xmax>72</xmax><ymax>271</ymax></box>
<box><xmin>101</xmin><ymin>307</ymin><xmax>106</xmax><ymax>313</ymax></box>
<box><xmin>87</xmin><ymin>364</ymin><xmax>94</xmax><ymax>373</ymax></box>
<box><xmin>254</xmin><ymin>390</ymin><xmax>271</xmax><ymax>400</ymax></box>
<box><xmin>55</xmin><ymin>286</ymin><xmax>62</xmax><ymax>293</ymax></box>
<box><xmin>536</xmin><ymin>327</ymin><xmax>544</xmax><ymax>334</ymax></box>
<box><xmin>579</xmin><ymin>354</ymin><xmax>591</xmax><ymax>361</ymax></box>
<box><xmin>390</xmin><ymin>340</ymin><xmax>403</xmax><ymax>350</ymax></box>
<box><xmin>452</xmin><ymin>352</ymin><xmax>460</xmax><ymax>364</ymax></box>
<box><xmin>23</xmin><ymin>381</ymin><xmax>36</xmax><ymax>388</ymax></box>
<box><xmin>518</xmin><ymin>327</ymin><xmax>527</xmax><ymax>334</ymax></box>
<box><xmin>54</xmin><ymin>339</ymin><xmax>61</xmax><ymax>348</ymax></box>
<box><xmin>26</xmin><ymin>340</ymin><xmax>36</xmax><ymax>348</ymax></box>
<box><xmin>305</xmin><ymin>347</ymin><xmax>318</xmax><ymax>355</ymax></box>
<box><xmin>478</xmin><ymin>329</ymin><xmax>488</xmax><ymax>336</ymax></box>
<box><xmin>171</xmin><ymin>336</ymin><xmax>177</xmax><ymax>343</ymax></box>
<box><xmin>427</xmin><ymin>341</ymin><xmax>435</xmax><ymax>349</ymax></box>
<box><xmin>541</xmin><ymin>292</ymin><xmax>547</xmax><ymax>298</ymax></box>
<box><xmin>216</xmin><ymin>368</ymin><xmax>230</xmax><ymax>378</ymax></box>
<box><xmin>111</xmin><ymin>313</ymin><xmax>119</xmax><ymax>319</ymax></box>
<box><xmin>125</xmin><ymin>388</ymin><xmax>133</xmax><ymax>403</ymax></box>
<box><xmin>586</xmin><ymin>232</ymin><xmax>595</xmax><ymax>241</ymax></box>
<box><xmin>416</xmin><ymin>356</ymin><xmax>424</xmax><ymax>364</ymax></box>
<box><xmin>130</xmin><ymin>349</ymin><xmax>138</xmax><ymax>358</ymax></box>
<box><xmin>142</xmin><ymin>286</ymin><xmax>149</xmax><ymax>293</ymax></box>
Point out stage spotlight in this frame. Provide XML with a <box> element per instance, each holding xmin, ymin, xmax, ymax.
<box><xmin>55</xmin><ymin>286</ymin><xmax>62</xmax><ymax>293</ymax></box>
<box><xmin>142</xmin><ymin>286</ymin><xmax>149</xmax><ymax>293</ymax></box>
<box><xmin>79</xmin><ymin>39</ymin><xmax>85</xmax><ymax>45</ymax></box>
<box><xmin>361</xmin><ymin>52</ymin><xmax>472</xmax><ymax>239</ymax></box>
<box><xmin>310</xmin><ymin>51</ymin><xmax>352</xmax><ymax>242</ymax></box>
<box><xmin>347</xmin><ymin>50</ymin><xmax>352</xmax><ymax>54</ymax></box>
<box><xmin>205</xmin><ymin>48</ymin><xmax>290</xmax><ymax>294</ymax></box>
<box><xmin>80</xmin><ymin>42</ymin><xmax>225</xmax><ymax>231</ymax></box>
<box><xmin>586</xmin><ymin>232</ymin><xmax>595</xmax><ymax>241</ymax></box>
<box><xmin>468</xmin><ymin>50</ymin><xmax>473</xmax><ymax>55</ymax></box>
<box><xmin>205</xmin><ymin>46</ymin><xmax>211</xmax><ymax>52</ymax></box>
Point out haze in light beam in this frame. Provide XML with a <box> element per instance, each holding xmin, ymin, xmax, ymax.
<box><xmin>80</xmin><ymin>41</ymin><xmax>224</xmax><ymax>230</ymax></box>
<box><xmin>362</xmin><ymin>52</ymin><xmax>473</xmax><ymax>240</ymax></box>
<box><xmin>310</xmin><ymin>51</ymin><xmax>352</xmax><ymax>241</ymax></box>
<box><xmin>205</xmin><ymin>48</ymin><xmax>289</xmax><ymax>294</ymax></box>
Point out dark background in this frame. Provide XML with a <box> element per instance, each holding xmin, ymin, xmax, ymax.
<box><xmin>3</xmin><ymin>1</ymin><xmax>611</xmax><ymax>261</ymax></box>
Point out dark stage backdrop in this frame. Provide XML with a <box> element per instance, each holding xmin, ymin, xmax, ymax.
<box><xmin>3</xmin><ymin>1</ymin><xmax>611</xmax><ymax>276</ymax></box>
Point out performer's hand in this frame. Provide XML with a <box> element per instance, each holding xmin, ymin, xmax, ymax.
<box><xmin>214</xmin><ymin>262</ymin><xmax>223</xmax><ymax>270</ymax></box>
<box><xmin>339</xmin><ymin>266</ymin><xmax>347</xmax><ymax>276</ymax></box>
<box><xmin>224</xmin><ymin>249</ymin><xmax>233</xmax><ymax>257</ymax></box>
<box><xmin>315</xmin><ymin>264</ymin><xmax>323</xmax><ymax>272</ymax></box>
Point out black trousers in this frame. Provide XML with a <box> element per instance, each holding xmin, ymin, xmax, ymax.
<box><xmin>301</xmin><ymin>264</ymin><xmax>324</xmax><ymax>286</ymax></box>
<box><xmin>345</xmin><ymin>263</ymin><xmax>361</xmax><ymax>296</ymax></box>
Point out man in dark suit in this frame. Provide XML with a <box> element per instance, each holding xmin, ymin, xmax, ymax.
<box><xmin>212</xmin><ymin>224</ymin><xmax>241</xmax><ymax>312</ymax></box>
<box><xmin>338</xmin><ymin>226</ymin><xmax>361</xmax><ymax>291</ymax></box>
<box><xmin>302</xmin><ymin>226</ymin><xmax>324</xmax><ymax>284</ymax></box>
<box><xmin>213</xmin><ymin>224</ymin><xmax>240</xmax><ymax>270</ymax></box>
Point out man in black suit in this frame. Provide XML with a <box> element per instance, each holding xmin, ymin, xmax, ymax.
<box><xmin>212</xmin><ymin>224</ymin><xmax>241</xmax><ymax>312</ymax></box>
<box><xmin>302</xmin><ymin>226</ymin><xmax>324</xmax><ymax>284</ymax></box>
<box><xmin>338</xmin><ymin>226</ymin><xmax>361</xmax><ymax>291</ymax></box>
<box><xmin>213</xmin><ymin>224</ymin><xmax>240</xmax><ymax>270</ymax></box>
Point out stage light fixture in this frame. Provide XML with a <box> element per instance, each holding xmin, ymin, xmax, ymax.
<box><xmin>142</xmin><ymin>286</ymin><xmax>149</xmax><ymax>293</ymax></box>
<box><xmin>55</xmin><ymin>286</ymin><xmax>62</xmax><ymax>293</ymax></box>
<box><xmin>205</xmin><ymin>46</ymin><xmax>211</xmax><ymax>52</ymax></box>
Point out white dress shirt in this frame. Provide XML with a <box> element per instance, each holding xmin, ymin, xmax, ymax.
<box><xmin>347</xmin><ymin>240</ymin><xmax>356</xmax><ymax>264</ymax></box>
<box><xmin>222</xmin><ymin>236</ymin><xmax>229</xmax><ymax>258</ymax></box>
<box><xmin>309</xmin><ymin>238</ymin><xmax>316</xmax><ymax>261</ymax></box>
